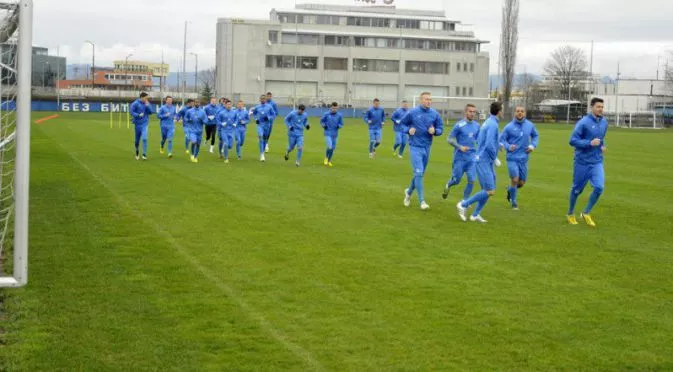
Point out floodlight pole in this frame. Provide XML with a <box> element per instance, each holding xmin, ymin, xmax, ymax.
<box><xmin>85</xmin><ymin>40</ymin><xmax>95</xmax><ymax>89</ymax></box>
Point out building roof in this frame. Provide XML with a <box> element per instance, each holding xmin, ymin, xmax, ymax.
<box><xmin>537</xmin><ymin>99</ymin><xmax>583</xmax><ymax>106</ymax></box>
<box><xmin>272</xmin><ymin>5</ymin><xmax>458</xmax><ymax>23</ymax></box>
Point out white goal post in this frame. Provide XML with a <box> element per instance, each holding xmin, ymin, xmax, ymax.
<box><xmin>0</xmin><ymin>0</ymin><xmax>32</xmax><ymax>288</ymax></box>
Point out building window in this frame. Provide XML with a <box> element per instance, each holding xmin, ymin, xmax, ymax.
<box><xmin>324</xmin><ymin>57</ymin><xmax>348</xmax><ymax>71</ymax></box>
<box><xmin>457</xmin><ymin>63</ymin><xmax>461</xmax><ymax>72</ymax></box>
<box><xmin>470</xmin><ymin>63</ymin><xmax>475</xmax><ymax>72</ymax></box>
<box><xmin>268</xmin><ymin>31</ymin><xmax>278</xmax><ymax>44</ymax></box>
<box><xmin>278</xmin><ymin>14</ymin><xmax>296</xmax><ymax>23</ymax></box>
<box><xmin>353</xmin><ymin>58</ymin><xmax>399</xmax><ymax>73</ymax></box>
<box><xmin>420</xmin><ymin>21</ymin><xmax>443</xmax><ymax>31</ymax></box>
<box><xmin>405</xmin><ymin>61</ymin><xmax>449</xmax><ymax>74</ymax></box>
<box><xmin>266</xmin><ymin>55</ymin><xmax>295</xmax><ymax>69</ymax></box>
<box><xmin>464</xmin><ymin>63</ymin><xmax>468</xmax><ymax>72</ymax></box>
<box><xmin>397</xmin><ymin>19</ymin><xmax>420</xmax><ymax>29</ymax></box>
<box><xmin>455</xmin><ymin>87</ymin><xmax>460</xmax><ymax>96</ymax></box>
<box><xmin>347</xmin><ymin>17</ymin><xmax>376</xmax><ymax>27</ymax></box>
<box><xmin>317</xmin><ymin>15</ymin><xmax>340</xmax><ymax>25</ymax></box>
<box><xmin>443</xmin><ymin>22</ymin><xmax>455</xmax><ymax>31</ymax></box>
<box><xmin>469</xmin><ymin>87</ymin><xmax>474</xmax><ymax>96</ymax></box>
<box><xmin>324</xmin><ymin>35</ymin><xmax>350</xmax><ymax>46</ymax></box>
<box><xmin>281</xmin><ymin>33</ymin><xmax>319</xmax><ymax>45</ymax></box>
<box><xmin>462</xmin><ymin>87</ymin><xmax>467</xmax><ymax>96</ymax></box>
<box><xmin>296</xmin><ymin>56</ymin><xmax>317</xmax><ymax>69</ymax></box>
<box><xmin>371</xmin><ymin>18</ymin><xmax>390</xmax><ymax>28</ymax></box>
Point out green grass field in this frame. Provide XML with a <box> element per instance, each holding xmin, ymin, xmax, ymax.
<box><xmin>1</xmin><ymin>112</ymin><xmax>673</xmax><ymax>370</ymax></box>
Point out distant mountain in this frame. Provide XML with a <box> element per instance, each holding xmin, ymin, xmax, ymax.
<box><xmin>489</xmin><ymin>73</ymin><xmax>542</xmax><ymax>90</ymax></box>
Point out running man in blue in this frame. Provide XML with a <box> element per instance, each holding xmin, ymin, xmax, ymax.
<box><xmin>186</xmin><ymin>101</ymin><xmax>208</xmax><ymax>163</ymax></box>
<box><xmin>400</xmin><ymin>92</ymin><xmax>444</xmax><ymax>210</ymax></box>
<box><xmin>320</xmin><ymin>102</ymin><xmax>344</xmax><ymax>167</ymax></box>
<box><xmin>216</xmin><ymin>99</ymin><xmax>238</xmax><ymax>163</ymax></box>
<box><xmin>251</xmin><ymin>95</ymin><xmax>274</xmax><ymax>162</ymax></box>
<box><xmin>457</xmin><ymin>102</ymin><xmax>503</xmax><ymax>223</ymax></box>
<box><xmin>175</xmin><ymin>99</ymin><xmax>194</xmax><ymax>153</ymax></box>
<box><xmin>203</xmin><ymin>97</ymin><xmax>219</xmax><ymax>153</ymax></box>
<box><xmin>265</xmin><ymin>92</ymin><xmax>278</xmax><ymax>153</ymax></box>
<box><xmin>284</xmin><ymin>104</ymin><xmax>309</xmax><ymax>167</ymax></box>
<box><xmin>500</xmin><ymin>106</ymin><xmax>540</xmax><ymax>210</ymax></box>
<box><xmin>364</xmin><ymin>98</ymin><xmax>386</xmax><ymax>158</ymax></box>
<box><xmin>157</xmin><ymin>96</ymin><xmax>177</xmax><ymax>158</ymax></box>
<box><xmin>234</xmin><ymin>100</ymin><xmax>249</xmax><ymax>160</ymax></box>
<box><xmin>391</xmin><ymin>100</ymin><xmax>410</xmax><ymax>159</ymax></box>
<box><xmin>567</xmin><ymin>97</ymin><xmax>608</xmax><ymax>227</ymax></box>
<box><xmin>442</xmin><ymin>103</ymin><xmax>480</xmax><ymax>203</ymax></box>
<box><xmin>129</xmin><ymin>92</ymin><xmax>153</xmax><ymax>160</ymax></box>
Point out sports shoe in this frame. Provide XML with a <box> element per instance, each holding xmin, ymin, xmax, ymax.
<box><xmin>442</xmin><ymin>183</ymin><xmax>451</xmax><ymax>200</ymax></box>
<box><xmin>265</xmin><ymin>144</ymin><xmax>270</xmax><ymax>153</ymax></box>
<box><xmin>324</xmin><ymin>158</ymin><xmax>329</xmax><ymax>166</ymax></box>
<box><xmin>190</xmin><ymin>155</ymin><xmax>195</xmax><ymax>162</ymax></box>
<box><xmin>260</xmin><ymin>154</ymin><xmax>266</xmax><ymax>162</ymax></box>
<box><xmin>512</xmin><ymin>204</ymin><xmax>519</xmax><ymax>211</ymax></box>
<box><xmin>224</xmin><ymin>159</ymin><xmax>229</xmax><ymax>163</ymax></box>
<box><xmin>168</xmin><ymin>153</ymin><xmax>173</xmax><ymax>159</ymax></box>
<box><xmin>209</xmin><ymin>145</ymin><xmax>214</xmax><ymax>153</ymax></box>
<box><xmin>456</xmin><ymin>201</ymin><xmax>467</xmax><ymax>221</ymax></box>
<box><xmin>160</xmin><ymin>147</ymin><xmax>165</xmax><ymax>154</ymax></box>
<box><xmin>580</xmin><ymin>213</ymin><xmax>596</xmax><ymax>227</ymax></box>
<box><xmin>284</xmin><ymin>152</ymin><xmax>289</xmax><ymax>161</ymax></box>
<box><xmin>237</xmin><ymin>156</ymin><xmax>242</xmax><ymax>160</ymax></box>
<box><xmin>328</xmin><ymin>162</ymin><xmax>333</xmax><ymax>167</ymax></box>
<box><xmin>420</xmin><ymin>201</ymin><xmax>430</xmax><ymax>211</ymax></box>
<box><xmin>295</xmin><ymin>161</ymin><xmax>300</xmax><ymax>167</ymax></box>
<box><xmin>403</xmin><ymin>189</ymin><xmax>411</xmax><ymax>207</ymax></box>
<box><xmin>398</xmin><ymin>155</ymin><xmax>403</xmax><ymax>159</ymax></box>
<box><xmin>185</xmin><ymin>149</ymin><xmax>190</xmax><ymax>154</ymax></box>
<box><xmin>369</xmin><ymin>152</ymin><xmax>374</xmax><ymax>159</ymax></box>
<box><xmin>470</xmin><ymin>215</ymin><xmax>488</xmax><ymax>223</ymax></box>
<box><xmin>142</xmin><ymin>154</ymin><xmax>147</xmax><ymax>160</ymax></box>
<box><xmin>567</xmin><ymin>215</ymin><xmax>578</xmax><ymax>225</ymax></box>
<box><xmin>135</xmin><ymin>155</ymin><xmax>140</xmax><ymax>160</ymax></box>
<box><xmin>393</xmin><ymin>151</ymin><xmax>397</xmax><ymax>157</ymax></box>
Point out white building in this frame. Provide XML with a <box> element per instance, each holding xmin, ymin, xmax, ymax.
<box><xmin>594</xmin><ymin>79</ymin><xmax>673</xmax><ymax>113</ymax></box>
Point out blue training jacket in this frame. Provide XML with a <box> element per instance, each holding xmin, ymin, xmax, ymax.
<box><xmin>251</xmin><ymin>103</ymin><xmax>274</xmax><ymax>125</ymax></box>
<box><xmin>129</xmin><ymin>99</ymin><xmax>153</xmax><ymax>126</ymax></box>
<box><xmin>186</xmin><ymin>107</ymin><xmax>207</xmax><ymax>133</ymax></box>
<box><xmin>320</xmin><ymin>111</ymin><xmax>344</xmax><ymax>136</ymax></box>
<box><xmin>399</xmin><ymin>105</ymin><xmax>444</xmax><ymax>148</ymax></box>
<box><xmin>570</xmin><ymin>114</ymin><xmax>608</xmax><ymax>165</ymax></box>
<box><xmin>475</xmin><ymin>115</ymin><xmax>500</xmax><ymax>163</ymax></box>
<box><xmin>267</xmin><ymin>99</ymin><xmax>278</xmax><ymax>121</ymax></box>
<box><xmin>499</xmin><ymin>118</ymin><xmax>540</xmax><ymax>161</ymax></box>
<box><xmin>391</xmin><ymin>108</ymin><xmax>409</xmax><ymax>132</ymax></box>
<box><xmin>285</xmin><ymin>110</ymin><xmax>309</xmax><ymax>136</ymax></box>
<box><xmin>157</xmin><ymin>104</ymin><xmax>176</xmax><ymax>127</ymax></box>
<box><xmin>216</xmin><ymin>107</ymin><xmax>238</xmax><ymax>133</ymax></box>
<box><xmin>364</xmin><ymin>106</ymin><xmax>386</xmax><ymax>130</ymax></box>
<box><xmin>203</xmin><ymin>103</ymin><xmax>219</xmax><ymax>126</ymax></box>
<box><xmin>235</xmin><ymin>108</ymin><xmax>250</xmax><ymax>127</ymax></box>
<box><xmin>448</xmin><ymin>119</ymin><xmax>480</xmax><ymax>162</ymax></box>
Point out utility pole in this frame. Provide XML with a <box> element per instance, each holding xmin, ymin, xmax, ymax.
<box><xmin>616</xmin><ymin>62</ymin><xmax>621</xmax><ymax>126</ymax></box>
<box><xmin>85</xmin><ymin>40</ymin><xmax>95</xmax><ymax>89</ymax></box>
<box><xmin>182</xmin><ymin>21</ymin><xmax>188</xmax><ymax>105</ymax></box>
<box><xmin>160</xmin><ymin>49</ymin><xmax>164</xmax><ymax>102</ymax></box>
<box><xmin>190</xmin><ymin>52</ymin><xmax>198</xmax><ymax>93</ymax></box>
<box><xmin>125</xmin><ymin>53</ymin><xmax>134</xmax><ymax>92</ymax></box>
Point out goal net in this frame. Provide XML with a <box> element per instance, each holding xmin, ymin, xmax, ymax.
<box><xmin>0</xmin><ymin>0</ymin><xmax>32</xmax><ymax>288</ymax></box>
<box><xmin>411</xmin><ymin>96</ymin><xmax>495</xmax><ymax>123</ymax></box>
<box><xmin>607</xmin><ymin>111</ymin><xmax>663</xmax><ymax>129</ymax></box>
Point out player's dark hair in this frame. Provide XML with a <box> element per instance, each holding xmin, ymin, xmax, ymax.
<box><xmin>373</xmin><ymin>98</ymin><xmax>380</xmax><ymax>103</ymax></box>
<box><xmin>139</xmin><ymin>92</ymin><xmax>148</xmax><ymax>98</ymax></box>
<box><xmin>590</xmin><ymin>97</ymin><xmax>604</xmax><ymax>106</ymax></box>
<box><xmin>187</xmin><ymin>99</ymin><xmax>194</xmax><ymax>104</ymax></box>
<box><xmin>260</xmin><ymin>95</ymin><xmax>266</xmax><ymax>100</ymax></box>
<box><xmin>298</xmin><ymin>104</ymin><xmax>306</xmax><ymax>111</ymax></box>
<box><xmin>490</xmin><ymin>102</ymin><xmax>503</xmax><ymax>116</ymax></box>
<box><xmin>266</xmin><ymin>92</ymin><xmax>272</xmax><ymax>96</ymax></box>
<box><xmin>331</xmin><ymin>102</ymin><xmax>338</xmax><ymax>108</ymax></box>
<box><xmin>164</xmin><ymin>96</ymin><xmax>172</xmax><ymax>102</ymax></box>
<box><xmin>401</xmin><ymin>100</ymin><xmax>407</xmax><ymax>103</ymax></box>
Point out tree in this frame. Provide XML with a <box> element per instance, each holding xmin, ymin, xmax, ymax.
<box><xmin>199</xmin><ymin>67</ymin><xmax>217</xmax><ymax>102</ymax></box>
<box><xmin>499</xmin><ymin>0</ymin><xmax>519</xmax><ymax>117</ymax></box>
<box><xmin>200</xmin><ymin>84</ymin><xmax>214</xmax><ymax>104</ymax></box>
<box><xmin>518</xmin><ymin>73</ymin><xmax>542</xmax><ymax>111</ymax></box>
<box><xmin>544</xmin><ymin>45</ymin><xmax>589</xmax><ymax>101</ymax></box>
<box><xmin>665</xmin><ymin>51</ymin><xmax>672</xmax><ymax>93</ymax></box>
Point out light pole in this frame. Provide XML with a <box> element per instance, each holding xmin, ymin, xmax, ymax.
<box><xmin>182</xmin><ymin>21</ymin><xmax>189</xmax><ymax>105</ymax></box>
<box><xmin>42</xmin><ymin>61</ymin><xmax>49</xmax><ymax>88</ymax></box>
<box><xmin>85</xmin><ymin>40</ymin><xmax>95</xmax><ymax>89</ymax></box>
<box><xmin>125</xmin><ymin>53</ymin><xmax>134</xmax><ymax>92</ymax></box>
<box><xmin>190</xmin><ymin>52</ymin><xmax>198</xmax><ymax>93</ymax></box>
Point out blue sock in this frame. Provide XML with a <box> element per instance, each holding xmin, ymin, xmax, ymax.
<box><xmin>415</xmin><ymin>176</ymin><xmax>425</xmax><ymax>203</ymax></box>
<box><xmin>568</xmin><ymin>188</ymin><xmax>580</xmax><ymax>215</ymax></box>
<box><xmin>161</xmin><ymin>138</ymin><xmax>166</xmax><ymax>148</ymax></box>
<box><xmin>167</xmin><ymin>140</ymin><xmax>173</xmax><ymax>154</ymax></box>
<box><xmin>375</xmin><ymin>142</ymin><xmax>381</xmax><ymax>149</ymax></box>
<box><xmin>448</xmin><ymin>177</ymin><xmax>460</xmax><ymax>188</ymax></box>
<box><xmin>463</xmin><ymin>190</ymin><xmax>489</xmax><ymax>208</ymax></box>
<box><xmin>195</xmin><ymin>143</ymin><xmax>201</xmax><ymax>157</ymax></box>
<box><xmin>142</xmin><ymin>139</ymin><xmax>147</xmax><ymax>155</ymax></box>
<box><xmin>328</xmin><ymin>149</ymin><xmax>334</xmax><ymax>161</ymax></box>
<box><xmin>369</xmin><ymin>141</ymin><xmax>374</xmax><ymax>153</ymax></box>
<box><xmin>297</xmin><ymin>148</ymin><xmax>303</xmax><ymax>162</ymax></box>
<box><xmin>223</xmin><ymin>146</ymin><xmax>228</xmax><ymax>159</ymax></box>
<box><xmin>583</xmin><ymin>187</ymin><xmax>603</xmax><ymax>214</ymax></box>
<box><xmin>190</xmin><ymin>143</ymin><xmax>195</xmax><ymax>157</ymax></box>
<box><xmin>407</xmin><ymin>177</ymin><xmax>416</xmax><ymax>195</ymax></box>
<box><xmin>185</xmin><ymin>137</ymin><xmax>189</xmax><ymax>150</ymax></box>
<box><xmin>473</xmin><ymin>195</ymin><xmax>490</xmax><ymax>217</ymax></box>
<box><xmin>393</xmin><ymin>143</ymin><xmax>399</xmax><ymax>151</ymax></box>
<box><xmin>463</xmin><ymin>182</ymin><xmax>474</xmax><ymax>201</ymax></box>
<box><xmin>399</xmin><ymin>143</ymin><xmax>406</xmax><ymax>155</ymax></box>
<box><xmin>218</xmin><ymin>141</ymin><xmax>223</xmax><ymax>154</ymax></box>
<box><xmin>237</xmin><ymin>144</ymin><xmax>242</xmax><ymax>158</ymax></box>
<box><xmin>259</xmin><ymin>137</ymin><xmax>264</xmax><ymax>154</ymax></box>
<box><xmin>510</xmin><ymin>186</ymin><xmax>518</xmax><ymax>205</ymax></box>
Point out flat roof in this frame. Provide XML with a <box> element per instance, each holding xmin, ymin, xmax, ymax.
<box><xmin>272</xmin><ymin>7</ymin><xmax>459</xmax><ymax>23</ymax></box>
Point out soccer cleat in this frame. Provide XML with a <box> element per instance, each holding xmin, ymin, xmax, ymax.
<box><xmin>160</xmin><ymin>147</ymin><xmax>165</xmax><ymax>154</ymax></box>
<box><xmin>224</xmin><ymin>159</ymin><xmax>229</xmax><ymax>164</ymax></box>
<box><xmin>142</xmin><ymin>155</ymin><xmax>147</xmax><ymax>160</ymax></box>
<box><xmin>512</xmin><ymin>204</ymin><xmax>519</xmax><ymax>211</ymax></box>
<box><xmin>398</xmin><ymin>155</ymin><xmax>403</xmax><ymax>159</ymax></box>
<box><xmin>168</xmin><ymin>153</ymin><xmax>173</xmax><ymax>159</ymax></box>
<box><xmin>237</xmin><ymin>156</ymin><xmax>242</xmax><ymax>160</ymax></box>
<box><xmin>456</xmin><ymin>201</ymin><xmax>467</xmax><ymax>222</ymax></box>
<box><xmin>442</xmin><ymin>183</ymin><xmax>451</xmax><ymax>200</ymax></box>
<box><xmin>190</xmin><ymin>155</ymin><xmax>195</xmax><ymax>162</ymax></box>
<box><xmin>369</xmin><ymin>152</ymin><xmax>374</xmax><ymax>159</ymax></box>
<box><xmin>581</xmin><ymin>213</ymin><xmax>596</xmax><ymax>227</ymax></box>
<box><xmin>135</xmin><ymin>155</ymin><xmax>140</xmax><ymax>160</ymax></box>
<box><xmin>393</xmin><ymin>151</ymin><xmax>397</xmax><ymax>157</ymax></box>
<box><xmin>209</xmin><ymin>145</ymin><xmax>214</xmax><ymax>153</ymax></box>
<box><xmin>260</xmin><ymin>154</ymin><xmax>266</xmax><ymax>162</ymax></box>
<box><xmin>420</xmin><ymin>201</ymin><xmax>430</xmax><ymax>211</ymax></box>
<box><xmin>265</xmin><ymin>144</ymin><xmax>270</xmax><ymax>153</ymax></box>
<box><xmin>403</xmin><ymin>189</ymin><xmax>411</xmax><ymax>207</ymax></box>
<box><xmin>284</xmin><ymin>152</ymin><xmax>289</xmax><ymax>161</ymax></box>
<box><xmin>185</xmin><ymin>149</ymin><xmax>190</xmax><ymax>154</ymax></box>
<box><xmin>295</xmin><ymin>161</ymin><xmax>300</xmax><ymax>167</ymax></box>
<box><xmin>567</xmin><ymin>215</ymin><xmax>578</xmax><ymax>225</ymax></box>
<box><xmin>324</xmin><ymin>158</ymin><xmax>329</xmax><ymax>166</ymax></box>
<box><xmin>328</xmin><ymin>162</ymin><xmax>333</xmax><ymax>167</ymax></box>
<box><xmin>470</xmin><ymin>215</ymin><xmax>488</xmax><ymax>223</ymax></box>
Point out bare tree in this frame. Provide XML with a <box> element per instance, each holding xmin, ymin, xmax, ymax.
<box><xmin>200</xmin><ymin>67</ymin><xmax>217</xmax><ymax>97</ymax></box>
<box><xmin>544</xmin><ymin>45</ymin><xmax>589</xmax><ymax>101</ymax></box>
<box><xmin>518</xmin><ymin>73</ymin><xmax>541</xmax><ymax>110</ymax></box>
<box><xmin>665</xmin><ymin>51</ymin><xmax>672</xmax><ymax>93</ymax></box>
<box><xmin>499</xmin><ymin>0</ymin><xmax>519</xmax><ymax>117</ymax></box>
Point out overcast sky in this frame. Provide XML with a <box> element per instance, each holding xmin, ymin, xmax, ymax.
<box><xmin>33</xmin><ymin>0</ymin><xmax>673</xmax><ymax>79</ymax></box>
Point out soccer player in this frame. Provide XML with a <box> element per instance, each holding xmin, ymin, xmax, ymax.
<box><xmin>284</xmin><ymin>104</ymin><xmax>309</xmax><ymax>167</ymax></box>
<box><xmin>364</xmin><ymin>98</ymin><xmax>386</xmax><ymax>158</ymax></box>
<box><xmin>391</xmin><ymin>100</ymin><xmax>410</xmax><ymax>159</ymax></box>
<box><xmin>216</xmin><ymin>99</ymin><xmax>237</xmax><ymax>163</ymax></box>
<box><xmin>176</xmin><ymin>99</ymin><xmax>194</xmax><ymax>153</ymax></box>
<box><xmin>250</xmin><ymin>95</ymin><xmax>274</xmax><ymax>162</ymax></box>
<box><xmin>186</xmin><ymin>100</ymin><xmax>207</xmax><ymax>163</ymax></box>
<box><xmin>203</xmin><ymin>97</ymin><xmax>219</xmax><ymax>153</ymax></box>
<box><xmin>234</xmin><ymin>100</ymin><xmax>249</xmax><ymax>160</ymax></box>
<box><xmin>129</xmin><ymin>92</ymin><xmax>153</xmax><ymax>160</ymax></box>
<box><xmin>567</xmin><ymin>97</ymin><xmax>608</xmax><ymax>227</ymax></box>
<box><xmin>400</xmin><ymin>92</ymin><xmax>444</xmax><ymax>210</ymax></box>
<box><xmin>320</xmin><ymin>102</ymin><xmax>344</xmax><ymax>167</ymax></box>
<box><xmin>499</xmin><ymin>105</ymin><xmax>540</xmax><ymax>210</ymax></box>
<box><xmin>457</xmin><ymin>102</ymin><xmax>503</xmax><ymax>223</ymax></box>
<box><xmin>265</xmin><ymin>92</ymin><xmax>278</xmax><ymax>153</ymax></box>
<box><xmin>157</xmin><ymin>96</ymin><xmax>177</xmax><ymax>158</ymax></box>
<box><xmin>442</xmin><ymin>104</ymin><xmax>480</xmax><ymax>203</ymax></box>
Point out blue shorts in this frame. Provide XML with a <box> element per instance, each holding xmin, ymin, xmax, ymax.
<box><xmin>161</xmin><ymin>126</ymin><xmax>175</xmax><ymax>140</ymax></box>
<box><xmin>257</xmin><ymin>123</ymin><xmax>271</xmax><ymax>138</ymax></box>
<box><xmin>288</xmin><ymin>134</ymin><xmax>304</xmax><ymax>149</ymax></box>
<box><xmin>452</xmin><ymin>158</ymin><xmax>477</xmax><ymax>183</ymax></box>
<box><xmin>572</xmin><ymin>162</ymin><xmax>605</xmax><ymax>192</ymax></box>
<box><xmin>134</xmin><ymin>124</ymin><xmax>148</xmax><ymax>141</ymax></box>
<box><xmin>507</xmin><ymin>159</ymin><xmax>529</xmax><ymax>182</ymax></box>
<box><xmin>369</xmin><ymin>128</ymin><xmax>382</xmax><ymax>142</ymax></box>
<box><xmin>189</xmin><ymin>131</ymin><xmax>203</xmax><ymax>144</ymax></box>
<box><xmin>409</xmin><ymin>145</ymin><xmax>430</xmax><ymax>177</ymax></box>
<box><xmin>395</xmin><ymin>131</ymin><xmax>409</xmax><ymax>145</ymax></box>
<box><xmin>325</xmin><ymin>135</ymin><xmax>338</xmax><ymax>150</ymax></box>
<box><xmin>220</xmin><ymin>130</ymin><xmax>234</xmax><ymax>148</ymax></box>
<box><xmin>476</xmin><ymin>161</ymin><xmax>496</xmax><ymax>191</ymax></box>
